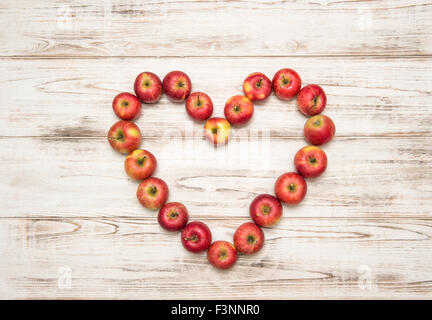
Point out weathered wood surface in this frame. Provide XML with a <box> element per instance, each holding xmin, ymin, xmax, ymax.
<box><xmin>0</xmin><ymin>1</ymin><xmax>431</xmax><ymax>57</ymax></box>
<box><xmin>0</xmin><ymin>136</ymin><xmax>431</xmax><ymax>219</ymax></box>
<box><xmin>0</xmin><ymin>0</ymin><xmax>431</xmax><ymax>299</ymax></box>
<box><xmin>1</xmin><ymin>217</ymin><xmax>432</xmax><ymax>299</ymax></box>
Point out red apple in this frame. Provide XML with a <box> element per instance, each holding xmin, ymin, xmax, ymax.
<box><xmin>274</xmin><ymin>172</ymin><xmax>307</xmax><ymax>205</ymax></box>
<box><xmin>112</xmin><ymin>92</ymin><xmax>142</xmax><ymax>120</ymax></box>
<box><xmin>204</xmin><ymin>117</ymin><xmax>231</xmax><ymax>145</ymax></box>
<box><xmin>207</xmin><ymin>241</ymin><xmax>237</xmax><ymax>270</ymax></box>
<box><xmin>242</xmin><ymin>72</ymin><xmax>272</xmax><ymax>102</ymax></box>
<box><xmin>224</xmin><ymin>95</ymin><xmax>254</xmax><ymax>126</ymax></box>
<box><xmin>107</xmin><ymin>120</ymin><xmax>141</xmax><ymax>154</ymax></box>
<box><xmin>136</xmin><ymin>177</ymin><xmax>169</xmax><ymax>210</ymax></box>
<box><xmin>181</xmin><ymin>221</ymin><xmax>212</xmax><ymax>253</ymax></box>
<box><xmin>294</xmin><ymin>146</ymin><xmax>328</xmax><ymax>178</ymax></box>
<box><xmin>272</xmin><ymin>68</ymin><xmax>302</xmax><ymax>100</ymax></box>
<box><xmin>134</xmin><ymin>72</ymin><xmax>162</xmax><ymax>103</ymax></box>
<box><xmin>185</xmin><ymin>92</ymin><xmax>213</xmax><ymax>121</ymax></box>
<box><xmin>233</xmin><ymin>222</ymin><xmax>264</xmax><ymax>254</ymax></box>
<box><xmin>249</xmin><ymin>194</ymin><xmax>283</xmax><ymax>227</ymax></box>
<box><xmin>304</xmin><ymin>114</ymin><xmax>335</xmax><ymax>145</ymax></box>
<box><xmin>162</xmin><ymin>71</ymin><xmax>192</xmax><ymax>102</ymax></box>
<box><xmin>297</xmin><ymin>84</ymin><xmax>327</xmax><ymax>116</ymax></box>
<box><xmin>158</xmin><ymin>202</ymin><xmax>189</xmax><ymax>232</ymax></box>
<box><xmin>124</xmin><ymin>149</ymin><xmax>157</xmax><ymax>180</ymax></box>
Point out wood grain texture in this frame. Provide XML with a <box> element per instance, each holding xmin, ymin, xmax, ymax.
<box><xmin>0</xmin><ymin>1</ymin><xmax>431</xmax><ymax>57</ymax></box>
<box><xmin>1</xmin><ymin>217</ymin><xmax>432</xmax><ymax>299</ymax></box>
<box><xmin>0</xmin><ymin>0</ymin><xmax>431</xmax><ymax>299</ymax></box>
<box><xmin>0</xmin><ymin>136</ymin><xmax>430</xmax><ymax>219</ymax></box>
<box><xmin>0</xmin><ymin>56</ymin><xmax>431</xmax><ymax>138</ymax></box>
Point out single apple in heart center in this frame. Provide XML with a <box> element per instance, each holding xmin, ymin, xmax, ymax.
<box><xmin>204</xmin><ymin>117</ymin><xmax>232</xmax><ymax>145</ymax></box>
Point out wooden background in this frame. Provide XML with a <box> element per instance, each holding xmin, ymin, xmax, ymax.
<box><xmin>0</xmin><ymin>0</ymin><xmax>431</xmax><ymax>299</ymax></box>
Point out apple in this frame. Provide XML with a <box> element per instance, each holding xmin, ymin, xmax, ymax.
<box><xmin>207</xmin><ymin>241</ymin><xmax>237</xmax><ymax>270</ymax></box>
<box><xmin>294</xmin><ymin>146</ymin><xmax>328</xmax><ymax>178</ymax></box>
<box><xmin>204</xmin><ymin>117</ymin><xmax>231</xmax><ymax>145</ymax></box>
<box><xmin>242</xmin><ymin>72</ymin><xmax>272</xmax><ymax>102</ymax></box>
<box><xmin>233</xmin><ymin>222</ymin><xmax>264</xmax><ymax>254</ymax></box>
<box><xmin>181</xmin><ymin>221</ymin><xmax>212</xmax><ymax>253</ymax></box>
<box><xmin>162</xmin><ymin>70</ymin><xmax>192</xmax><ymax>102</ymax></box>
<box><xmin>272</xmin><ymin>68</ymin><xmax>302</xmax><ymax>100</ymax></box>
<box><xmin>107</xmin><ymin>120</ymin><xmax>141</xmax><ymax>154</ymax></box>
<box><xmin>274</xmin><ymin>172</ymin><xmax>307</xmax><ymax>205</ymax></box>
<box><xmin>136</xmin><ymin>177</ymin><xmax>169</xmax><ymax>210</ymax></box>
<box><xmin>185</xmin><ymin>92</ymin><xmax>213</xmax><ymax>121</ymax></box>
<box><xmin>134</xmin><ymin>72</ymin><xmax>162</xmax><ymax>103</ymax></box>
<box><xmin>224</xmin><ymin>95</ymin><xmax>254</xmax><ymax>126</ymax></box>
<box><xmin>297</xmin><ymin>84</ymin><xmax>327</xmax><ymax>116</ymax></box>
<box><xmin>124</xmin><ymin>149</ymin><xmax>157</xmax><ymax>180</ymax></box>
<box><xmin>249</xmin><ymin>194</ymin><xmax>283</xmax><ymax>227</ymax></box>
<box><xmin>304</xmin><ymin>114</ymin><xmax>335</xmax><ymax>145</ymax></box>
<box><xmin>112</xmin><ymin>92</ymin><xmax>142</xmax><ymax>120</ymax></box>
<box><xmin>158</xmin><ymin>202</ymin><xmax>189</xmax><ymax>232</ymax></box>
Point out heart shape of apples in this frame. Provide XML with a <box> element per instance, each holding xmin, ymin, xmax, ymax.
<box><xmin>107</xmin><ymin>69</ymin><xmax>335</xmax><ymax>270</ymax></box>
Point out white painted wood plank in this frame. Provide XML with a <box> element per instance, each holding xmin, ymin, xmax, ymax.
<box><xmin>1</xmin><ymin>217</ymin><xmax>431</xmax><ymax>299</ymax></box>
<box><xmin>0</xmin><ymin>1</ymin><xmax>430</xmax><ymax>57</ymax></box>
<box><xmin>0</xmin><ymin>57</ymin><xmax>431</xmax><ymax>138</ymax></box>
<box><xmin>0</xmin><ymin>136</ymin><xmax>430</xmax><ymax>219</ymax></box>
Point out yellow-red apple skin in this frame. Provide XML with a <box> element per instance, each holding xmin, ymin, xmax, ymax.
<box><xmin>249</xmin><ymin>194</ymin><xmax>283</xmax><ymax>227</ymax></box>
<box><xmin>134</xmin><ymin>72</ymin><xmax>162</xmax><ymax>104</ymax></box>
<box><xmin>163</xmin><ymin>71</ymin><xmax>192</xmax><ymax>103</ymax></box>
<box><xmin>297</xmin><ymin>84</ymin><xmax>327</xmax><ymax>116</ymax></box>
<box><xmin>294</xmin><ymin>146</ymin><xmax>327</xmax><ymax>178</ymax></box>
<box><xmin>185</xmin><ymin>92</ymin><xmax>213</xmax><ymax>121</ymax></box>
<box><xmin>112</xmin><ymin>92</ymin><xmax>142</xmax><ymax>120</ymax></box>
<box><xmin>272</xmin><ymin>68</ymin><xmax>302</xmax><ymax>100</ymax></box>
<box><xmin>136</xmin><ymin>177</ymin><xmax>169</xmax><ymax>210</ymax></box>
<box><xmin>274</xmin><ymin>172</ymin><xmax>307</xmax><ymax>204</ymax></box>
<box><xmin>207</xmin><ymin>241</ymin><xmax>237</xmax><ymax>269</ymax></box>
<box><xmin>304</xmin><ymin>115</ymin><xmax>335</xmax><ymax>145</ymax></box>
<box><xmin>233</xmin><ymin>222</ymin><xmax>264</xmax><ymax>254</ymax></box>
<box><xmin>124</xmin><ymin>149</ymin><xmax>157</xmax><ymax>180</ymax></box>
<box><xmin>181</xmin><ymin>221</ymin><xmax>212</xmax><ymax>253</ymax></box>
<box><xmin>158</xmin><ymin>202</ymin><xmax>189</xmax><ymax>232</ymax></box>
<box><xmin>107</xmin><ymin>120</ymin><xmax>142</xmax><ymax>154</ymax></box>
<box><xmin>243</xmin><ymin>72</ymin><xmax>272</xmax><ymax>101</ymax></box>
<box><xmin>204</xmin><ymin>117</ymin><xmax>231</xmax><ymax>145</ymax></box>
<box><xmin>224</xmin><ymin>95</ymin><xmax>254</xmax><ymax>126</ymax></box>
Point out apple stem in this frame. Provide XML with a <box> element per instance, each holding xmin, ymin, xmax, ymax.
<box><xmin>257</xmin><ymin>78</ymin><xmax>263</xmax><ymax>88</ymax></box>
<box><xmin>282</xmin><ymin>75</ymin><xmax>290</xmax><ymax>85</ymax></box>
<box><xmin>184</xmin><ymin>235</ymin><xmax>198</xmax><ymax>242</ymax></box>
